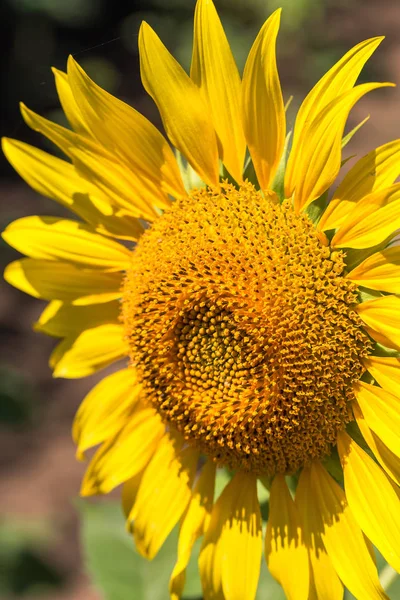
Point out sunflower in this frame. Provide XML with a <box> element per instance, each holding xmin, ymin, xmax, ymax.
<box><xmin>3</xmin><ymin>1</ymin><xmax>400</xmax><ymax>598</ymax></box>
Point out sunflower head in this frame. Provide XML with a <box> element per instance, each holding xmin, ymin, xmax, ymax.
<box><xmin>3</xmin><ymin>1</ymin><xmax>400</xmax><ymax>599</ymax></box>
<box><xmin>123</xmin><ymin>182</ymin><xmax>372</xmax><ymax>475</ymax></box>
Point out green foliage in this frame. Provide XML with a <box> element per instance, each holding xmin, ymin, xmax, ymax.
<box><xmin>79</xmin><ymin>500</ymin><xmax>187</xmax><ymax>600</ymax></box>
<box><xmin>79</xmin><ymin>497</ymin><xmax>289</xmax><ymax>600</ymax></box>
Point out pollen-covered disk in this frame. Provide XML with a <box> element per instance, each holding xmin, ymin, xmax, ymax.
<box><xmin>123</xmin><ymin>183</ymin><xmax>372</xmax><ymax>474</ymax></box>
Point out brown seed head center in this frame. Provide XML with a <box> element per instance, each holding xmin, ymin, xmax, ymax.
<box><xmin>122</xmin><ymin>183</ymin><xmax>371</xmax><ymax>475</ymax></box>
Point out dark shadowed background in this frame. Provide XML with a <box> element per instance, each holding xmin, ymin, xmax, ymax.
<box><xmin>1</xmin><ymin>0</ymin><xmax>400</xmax><ymax>598</ymax></box>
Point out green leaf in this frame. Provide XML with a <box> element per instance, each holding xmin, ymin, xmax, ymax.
<box><xmin>79</xmin><ymin>500</ymin><xmax>189</xmax><ymax>600</ymax></box>
<box><xmin>78</xmin><ymin>492</ymin><xmax>291</xmax><ymax>600</ymax></box>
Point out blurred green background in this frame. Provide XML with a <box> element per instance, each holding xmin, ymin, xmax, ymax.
<box><xmin>1</xmin><ymin>0</ymin><xmax>400</xmax><ymax>598</ymax></box>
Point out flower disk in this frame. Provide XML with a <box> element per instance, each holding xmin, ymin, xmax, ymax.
<box><xmin>123</xmin><ymin>183</ymin><xmax>371</xmax><ymax>475</ymax></box>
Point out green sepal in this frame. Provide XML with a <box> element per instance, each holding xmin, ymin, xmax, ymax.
<box><xmin>214</xmin><ymin>466</ymin><xmax>232</xmax><ymax>500</ymax></box>
<box><xmin>341</xmin><ymin>154</ymin><xmax>356</xmax><ymax>168</ymax></box>
<box><xmin>271</xmin><ymin>131</ymin><xmax>292</xmax><ymax>202</ymax></box>
<box><xmin>343</xmin><ymin>240</ymin><xmax>388</xmax><ymax>270</ymax></box>
<box><xmin>306</xmin><ymin>190</ymin><xmax>329</xmax><ymax>225</ymax></box>
<box><xmin>221</xmin><ymin>163</ymin><xmax>240</xmax><ymax>188</ymax></box>
<box><xmin>341</xmin><ymin>115</ymin><xmax>370</xmax><ymax>149</ymax></box>
<box><xmin>243</xmin><ymin>153</ymin><xmax>259</xmax><ymax>188</ymax></box>
<box><xmin>323</xmin><ymin>446</ymin><xmax>344</xmax><ymax>486</ymax></box>
<box><xmin>346</xmin><ymin>420</ymin><xmax>376</xmax><ymax>459</ymax></box>
<box><xmin>175</xmin><ymin>149</ymin><xmax>205</xmax><ymax>192</ymax></box>
<box><xmin>357</xmin><ymin>285</ymin><xmax>383</xmax><ymax>303</ymax></box>
<box><xmin>257</xmin><ymin>479</ymin><xmax>270</xmax><ymax>522</ymax></box>
<box><xmin>372</xmin><ymin>343</ymin><xmax>400</xmax><ymax>358</ymax></box>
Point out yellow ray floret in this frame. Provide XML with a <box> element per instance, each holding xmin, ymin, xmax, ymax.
<box><xmin>318</xmin><ymin>139</ymin><xmax>400</xmax><ymax>231</ymax></box>
<box><xmin>199</xmin><ymin>472</ymin><xmax>262</xmax><ymax>600</ymax></box>
<box><xmin>332</xmin><ymin>183</ymin><xmax>400</xmax><ymax>248</ymax></box>
<box><xmin>357</xmin><ymin>295</ymin><xmax>400</xmax><ymax>349</ymax></box>
<box><xmin>242</xmin><ymin>9</ymin><xmax>285</xmax><ymax>191</ymax></box>
<box><xmin>73</xmin><ymin>368</ymin><xmax>141</xmax><ymax>459</ymax></box>
<box><xmin>52</xmin><ymin>67</ymin><xmax>91</xmax><ymax>136</ymax></box>
<box><xmin>131</xmin><ymin>433</ymin><xmax>199</xmax><ymax>560</ymax></box>
<box><xmin>191</xmin><ymin>0</ymin><xmax>245</xmax><ymax>183</ymax></box>
<box><xmin>287</xmin><ymin>82</ymin><xmax>393</xmax><ymax>213</ymax></box>
<box><xmin>347</xmin><ymin>246</ymin><xmax>400</xmax><ymax>293</ymax></box>
<box><xmin>300</xmin><ymin>463</ymin><xmax>388</xmax><ymax>599</ymax></box>
<box><xmin>169</xmin><ymin>460</ymin><xmax>216</xmax><ymax>600</ymax></box>
<box><xmin>285</xmin><ymin>36</ymin><xmax>389</xmax><ymax>211</ymax></box>
<box><xmin>295</xmin><ymin>472</ymin><xmax>344</xmax><ymax>600</ymax></box>
<box><xmin>338</xmin><ymin>431</ymin><xmax>400</xmax><ymax>572</ymax></box>
<box><xmin>139</xmin><ymin>21</ymin><xmax>219</xmax><ymax>187</ymax></box>
<box><xmin>34</xmin><ymin>300</ymin><xmax>120</xmax><ymax>338</ymax></box>
<box><xmin>49</xmin><ymin>323</ymin><xmax>128</xmax><ymax>378</ymax></box>
<box><xmin>4</xmin><ymin>259</ymin><xmax>123</xmax><ymax>305</ymax></box>
<box><xmin>354</xmin><ymin>382</ymin><xmax>400</xmax><ymax>459</ymax></box>
<box><xmin>66</xmin><ymin>56</ymin><xmax>186</xmax><ymax>200</ymax></box>
<box><xmin>2</xmin><ymin>216</ymin><xmax>131</xmax><ymax>272</ymax></box>
<box><xmin>353</xmin><ymin>402</ymin><xmax>400</xmax><ymax>487</ymax></box>
<box><xmin>81</xmin><ymin>404</ymin><xmax>164</xmax><ymax>496</ymax></box>
<box><xmin>265</xmin><ymin>474</ymin><xmax>309</xmax><ymax>600</ymax></box>
<box><xmin>363</xmin><ymin>355</ymin><xmax>400</xmax><ymax>391</ymax></box>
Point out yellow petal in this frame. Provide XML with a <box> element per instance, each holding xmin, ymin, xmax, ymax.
<box><xmin>265</xmin><ymin>474</ymin><xmax>309</xmax><ymax>600</ymax></box>
<box><xmin>81</xmin><ymin>404</ymin><xmax>164</xmax><ymax>496</ymax></box>
<box><xmin>20</xmin><ymin>102</ymin><xmax>105</xmax><ymax>159</ymax></box>
<box><xmin>242</xmin><ymin>9</ymin><xmax>285</xmax><ymax>190</ymax></box>
<box><xmin>346</xmin><ymin>246</ymin><xmax>400</xmax><ymax>293</ymax></box>
<box><xmin>338</xmin><ymin>430</ymin><xmax>400</xmax><ymax>572</ymax></box>
<box><xmin>293</xmin><ymin>37</ymin><xmax>383</xmax><ymax>147</ymax></box>
<box><xmin>67</xmin><ymin>56</ymin><xmax>185</xmax><ymax>200</ymax></box>
<box><xmin>4</xmin><ymin>258</ymin><xmax>122</xmax><ymax>304</ymax></box>
<box><xmin>302</xmin><ymin>462</ymin><xmax>388</xmax><ymax>599</ymax></box>
<box><xmin>72</xmin><ymin>368</ymin><xmax>140</xmax><ymax>459</ymax></box>
<box><xmin>356</xmin><ymin>295</ymin><xmax>400</xmax><ymax>349</ymax></box>
<box><xmin>169</xmin><ymin>460</ymin><xmax>216</xmax><ymax>600</ymax></box>
<box><xmin>50</xmin><ymin>323</ymin><xmax>128</xmax><ymax>378</ymax></box>
<box><xmin>285</xmin><ymin>82</ymin><xmax>393</xmax><ymax>213</ymax></box>
<box><xmin>332</xmin><ymin>183</ymin><xmax>400</xmax><ymax>248</ymax></box>
<box><xmin>353</xmin><ymin>381</ymin><xmax>400</xmax><ymax>459</ymax></box>
<box><xmin>138</xmin><ymin>21</ymin><xmax>219</xmax><ymax>187</ymax></box>
<box><xmin>122</xmin><ymin>470</ymin><xmax>145</xmax><ymax>526</ymax></box>
<box><xmin>20</xmin><ymin>104</ymin><xmax>157</xmax><ymax>222</ymax></box>
<box><xmin>1</xmin><ymin>138</ymin><xmax>143</xmax><ymax>241</ymax></box>
<box><xmin>318</xmin><ymin>139</ymin><xmax>400</xmax><ymax>231</ymax></box>
<box><xmin>191</xmin><ymin>0</ymin><xmax>245</xmax><ymax>183</ymax></box>
<box><xmin>69</xmin><ymin>145</ymin><xmax>161</xmax><ymax>221</ymax></box>
<box><xmin>295</xmin><ymin>472</ymin><xmax>344</xmax><ymax>600</ymax></box>
<box><xmin>286</xmin><ymin>36</ymin><xmax>383</xmax><ymax>207</ymax></box>
<box><xmin>199</xmin><ymin>472</ymin><xmax>262</xmax><ymax>600</ymax></box>
<box><xmin>353</xmin><ymin>401</ymin><xmax>400</xmax><ymax>487</ymax></box>
<box><xmin>364</xmin><ymin>326</ymin><xmax>400</xmax><ymax>352</ymax></box>
<box><xmin>132</xmin><ymin>433</ymin><xmax>199</xmax><ymax>560</ymax></box>
<box><xmin>364</xmin><ymin>355</ymin><xmax>400</xmax><ymax>391</ymax></box>
<box><xmin>34</xmin><ymin>300</ymin><xmax>120</xmax><ymax>337</ymax></box>
<box><xmin>2</xmin><ymin>216</ymin><xmax>131</xmax><ymax>271</ymax></box>
<box><xmin>52</xmin><ymin>68</ymin><xmax>90</xmax><ymax>136</ymax></box>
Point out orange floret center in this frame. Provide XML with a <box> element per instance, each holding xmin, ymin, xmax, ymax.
<box><xmin>122</xmin><ymin>183</ymin><xmax>371</xmax><ymax>474</ymax></box>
